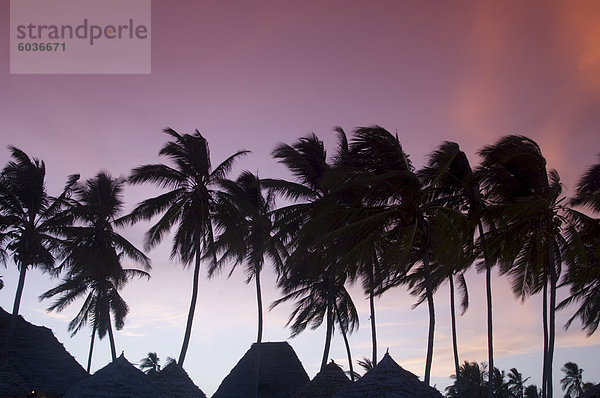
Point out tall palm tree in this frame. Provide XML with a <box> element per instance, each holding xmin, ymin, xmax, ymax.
<box><xmin>266</xmin><ymin>132</ymin><xmax>359</xmax><ymax>370</ymax></box>
<box><xmin>340</xmin><ymin>127</ymin><xmax>466</xmax><ymax>385</ymax></box>
<box><xmin>209</xmin><ymin>171</ymin><xmax>284</xmax><ymax>398</ymax></box>
<box><xmin>507</xmin><ymin>368</ymin><xmax>530</xmax><ymax>398</ymax></box>
<box><xmin>123</xmin><ymin>128</ymin><xmax>248</xmax><ymax>366</ymax></box>
<box><xmin>560</xmin><ymin>362</ymin><xmax>584</xmax><ymax>398</ymax></box>
<box><xmin>209</xmin><ymin>171</ymin><xmax>284</xmax><ymax>344</ymax></box>
<box><xmin>139</xmin><ymin>352</ymin><xmax>161</xmax><ymax>375</ymax></box>
<box><xmin>40</xmin><ymin>172</ymin><xmax>150</xmax><ymax>366</ymax></box>
<box><xmin>477</xmin><ymin>135</ymin><xmax>570</xmax><ymax>398</ymax></box>
<box><xmin>0</xmin><ymin>147</ymin><xmax>78</xmax><ymax>351</ymax></box>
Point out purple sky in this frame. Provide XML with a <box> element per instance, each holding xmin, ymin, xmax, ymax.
<box><xmin>1</xmin><ymin>1</ymin><xmax>600</xmax><ymax>396</ymax></box>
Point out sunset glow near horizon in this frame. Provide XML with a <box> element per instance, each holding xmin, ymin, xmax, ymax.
<box><xmin>1</xmin><ymin>1</ymin><xmax>600</xmax><ymax>396</ymax></box>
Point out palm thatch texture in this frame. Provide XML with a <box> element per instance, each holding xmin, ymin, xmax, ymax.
<box><xmin>63</xmin><ymin>353</ymin><xmax>166</xmax><ymax>398</ymax></box>
<box><xmin>152</xmin><ymin>361</ymin><xmax>207</xmax><ymax>398</ymax></box>
<box><xmin>331</xmin><ymin>352</ymin><xmax>443</xmax><ymax>398</ymax></box>
<box><xmin>212</xmin><ymin>342</ymin><xmax>309</xmax><ymax>398</ymax></box>
<box><xmin>292</xmin><ymin>361</ymin><xmax>350</xmax><ymax>398</ymax></box>
<box><xmin>0</xmin><ymin>306</ymin><xmax>88</xmax><ymax>396</ymax></box>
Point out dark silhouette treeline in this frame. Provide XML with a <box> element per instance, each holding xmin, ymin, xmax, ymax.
<box><xmin>1</xmin><ymin>127</ymin><xmax>599</xmax><ymax>398</ymax></box>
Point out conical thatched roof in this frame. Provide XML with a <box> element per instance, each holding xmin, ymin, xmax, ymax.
<box><xmin>153</xmin><ymin>361</ymin><xmax>207</xmax><ymax>398</ymax></box>
<box><xmin>331</xmin><ymin>352</ymin><xmax>443</xmax><ymax>398</ymax></box>
<box><xmin>64</xmin><ymin>354</ymin><xmax>167</xmax><ymax>398</ymax></box>
<box><xmin>292</xmin><ymin>361</ymin><xmax>351</xmax><ymax>398</ymax></box>
<box><xmin>0</xmin><ymin>306</ymin><xmax>88</xmax><ymax>395</ymax></box>
<box><xmin>212</xmin><ymin>341</ymin><xmax>310</xmax><ymax>398</ymax></box>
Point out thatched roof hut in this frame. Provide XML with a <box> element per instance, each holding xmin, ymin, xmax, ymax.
<box><xmin>0</xmin><ymin>306</ymin><xmax>88</xmax><ymax>396</ymax></box>
<box><xmin>212</xmin><ymin>341</ymin><xmax>310</xmax><ymax>398</ymax></box>
<box><xmin>153</xmin><ymin>361</ymin><xmax>207</xmax><ymax>398</ymax></box>
<box><xmin>331</xmin><ymin>352</ymin><xmax>443</xmax><ymax>398</ymax></box>
<box><xmin>292</xmin><ymin>361</ymin><xmax>350</xmax><ymax>398</ymax></box>
<box><xmin>64</xmin><ymin>354</ymin><xmax>167</xmax><ymax>398</ymax></box>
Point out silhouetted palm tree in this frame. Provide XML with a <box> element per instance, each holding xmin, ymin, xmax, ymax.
<box><xmin>560</xmin><ymin>362</ymin><xmax>584</xmax><ymax>398</ymax></box>
<box><xmin>341</xmin><ymin>127</ymin><xmax>466</xmax><ymax>385</ymax></box>
<box><xmin>559</xmin><ymin>156</ymin><xmax>600</xmax><ymax>336</ymax></box>
<box><xmin>209</xmin><ymin>171</ymin><xmax>284</xmax><ymax>344</ymax></box>
<box><xmin>0</xmin><ymin>147</ymin><xmax>78</xmax><ymax>351</ymax></box>
<box><xmin>139</xmin><ymin>352</ymin><xmax>161</xmax><ymax>375</ymax></box>
<box><xmin>524</xmin><ymin>385</ymin><xmax>541</xmax><ymax>398</ymax></box>
<box><xmin>478</xmin><ymin>136</ymin><xmax>570</xmax><ymax>398</ymax></box>
<box><xmin>507</xmin><ymin>368</ymin><xmax>530</xmax><ymax>398</ymax></box>
<box><xmin>446</xmin><ymin>361</ymin><xmax>487</xmax><ymax>398</ymax></box>
<box><xmin>40</xmin><ymin>172</ymin><xmax>150</xmax><ymax>367</ymax></box>
<box><xmin>124</xmin><ymin>128</ymin><xmax>248</xmax><ymax>366</ymax></box>
<box><xmin>267</xmin><ymin>132</ymin><xmax>359</xmax><ymax>371</ymax></box>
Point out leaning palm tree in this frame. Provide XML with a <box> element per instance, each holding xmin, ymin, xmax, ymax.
<box><xmin>0</xmin><ymin>147</ymin><xmax>78</xmax><ymax>351</ymax></box>
<box><xmin>477</xmin><ymin>135</ymin><xmax>571</xmax><ymax>398</ymax></box>
<box><xmin>40</xmin><ymin>172</ymin><xmax>150</xmax><ymax>367</ymax></box>
<box><xmin>139</xmin><ymin>352</ymin><xmax>161</xmax><ymax>375</ymax></box>
<box><xmin>123</xmin><ymin>128</ymin><xmax>248</xmax><ymax>366</ymax></box>
<box><xmin>560</xmin><ymin>362</ymin><xmax>584</xmax><ymax>398</ymax></box>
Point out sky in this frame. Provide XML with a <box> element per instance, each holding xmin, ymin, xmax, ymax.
<box><xmin>1</xmin><ymin>0</ymin><xmax>600</xmax><ymax>396</ymax></box>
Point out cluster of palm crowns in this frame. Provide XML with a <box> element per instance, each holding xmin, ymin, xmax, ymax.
<box><xmin>0</xmin><ymin>126</ymin><xmax>598</xmax><ymax>398</ymax></box>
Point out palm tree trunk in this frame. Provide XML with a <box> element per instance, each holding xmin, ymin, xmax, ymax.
<box><xmin>423</xmin><ymin>253</ymin><xmax>435</xmax><ymax>386</ymax></box>
<box><xmin>179</xmin><ymin>242</ymin><xmax>202</xmax><ymax>366</ymax></box>
<box><xmin>370</xmin><ymin>254</ymin><xmax>378</xmax><ymax>365</ymax></box>
<box><xmin>254</xmin><ymin>267</ymin><xmax>263</xmax><ymax>398</ymax></box>
<box><xmin>547</xmin><ymin>246</ymin><xmax>557</xmax><ymax>398</ymax></box>
<box><xmin>449</xmin><ymin>275</ymin><xmax>462</xmax><ymax>398</ymax></box>
<box><xmin>106</xmin><ymin>314</ymin><xmax>117</xmax><ymax>361</ymax></box>
<box><xmin>320</xmin><ymin>275</ymin><xmax>334</xmax><ymax>370</ymax></box>
<box><xmin>335</xmin><ymin>302</ymin><xmax>355</xmax><ymax>381</ymax></box>
<box><xmin>87</xmin><ymin>324</ymin><xmax>96</xmax><ymax>373</ymax></box>
<box><xmin>486</xmin><ymin>263</ymin><xmax>494</xmax><ymax>398</ymax></box>
<box><xmin>542</xmin><ymin>280</ymin><xmax>548</xmax><ymax>398</ymax></box>
<box><xmin>3</xmin><ymin>264</ymin><xmax>28</xmax><ymax>353</ymax></box>
<box><xmin>478</xmin><ymin>221</ymin><xmax>494</xmax><ymax>398</ymax></box>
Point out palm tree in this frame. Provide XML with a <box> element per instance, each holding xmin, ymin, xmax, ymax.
<box><xmin>139</xmin><ymin>352</ymin><xmax>161</xmax><ymax>375</ymax></box>
<box><xmin>340</xmin><ymin>127</ymin><xmax>466</xmax><ymax>385</ymax></box>
<box><xmin>477</xmin><ymin>136</ymin><xmax>570</xmax><ymax>398</ymax></box>
<box><xmin>266</xmin><ymin>132</ymin><xmax>359</xmax><ymax>371</ymax></box>
<box><xmin>559</xmin><ymin>156</ymin><xmax>600</xmax><ymax>336</ymax></box>
<box><xmin>209</xmin><ymin>171</ymin><xmax>285</xmax><ymax>398</ymax></box>
<box><xmin>40</xmin><ymin>172</ymin><xmax>150</xmax><ymax>367</ymax></box>
<box><xmin>446</xmin><ymin>361</ymin><xmax>487</xmax><ymax>398</ymax></box>
<box><xmin>123</xmin><ymin>128</ymin><xmax>248</xmax><ymax>366</ymax></box>
<box><xmin>507</xmin><ymin>368</ymin><xmax>530</xmax><ymax>398</ymax></box>
<box><xmin>209</xmin><ymin>171</ymin><xmax>284</xmax><ymax>344</ymax></box>
<box><xmin>560</xmin><ymin>362</ymin><xmax>584</xmax><ymax>398</ymax></box>
<box><xmin>524</xmin><ymin>385</ymin><xmax>541</xmax><ymax>398</ymax></box>
<box><xmin>0</xmin><ymin>147</ymin><xmax>78</xmax><ymax>351</ymax></box>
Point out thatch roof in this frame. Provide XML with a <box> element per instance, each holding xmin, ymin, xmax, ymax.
<box><xmin>0</xmin><ymin>306</ymin><xmax>88</xmax><ymax>395</ymax></box>
<box><xmin>292</xmin><ymin>361</ymin><xmax>351</xmax><ymax>398</ymax></box>
<box><xmin>64</xmin><ymin>354</ymin><xmax>167</xmax><ymax>398</ymax></box>
<box><xmin>331</xmin><ymin>352</ymin><xmax>443</xmax><ymax>398</ymax></box>
<box><xmin>582</xmin><ymin>384</ymin><xmax>600</xmax><ymax>398</ymax></box>
<box><xmin>212</xmin><ymin>341</ymin><xmax>310</xmax><ymax>398</ymax></box>
<box><xmin>153</xmin><ymin>361</ymin><xmax>207</xmax><ymax>398</ymax></box>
